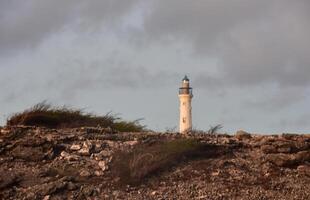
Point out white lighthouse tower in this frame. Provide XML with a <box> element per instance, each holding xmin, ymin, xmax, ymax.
<box><xmin>179</xmin><ymin>75</ymin><xmax>193</xmax><ymax>134</ymax></box>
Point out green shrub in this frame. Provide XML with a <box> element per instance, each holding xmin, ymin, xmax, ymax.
<box><xmin>7</xmin><ymin>101</ymin><xmax>145</xmax><ymax>132</ymax></box>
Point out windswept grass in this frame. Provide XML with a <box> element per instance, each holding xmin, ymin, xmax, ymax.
<box><xmin>111</xmin><ymin>138</ymin><xmax>213</xmax><ymax>185</ymax></box>
<box><xmin>112</xmin><ymin>119</ymin><xmax>145</xmax><ymax>132</ymax></box>
<box><xmin>6</xmin><ymin>101</ymin><xmax>145</xmax><ymax>132</ymax></box>
<box><xmin>208</xmin><ymin>124</ymin><xmax>223</xmax><ymax>134</ymax></box>
<box><xmin>191</xmin><ymin>124</ymin><xmax>223</xmax><ymax>135</ymax></box>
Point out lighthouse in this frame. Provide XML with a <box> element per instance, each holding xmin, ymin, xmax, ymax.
<box><xmin>179</xmin><ymin>75</ymin><xmax>193</xmax><ymax>134</ymax></box>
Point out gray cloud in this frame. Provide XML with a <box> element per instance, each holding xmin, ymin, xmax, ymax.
<box><xmin>48</xmin><ymin>61</ymin><xmax>180</xmax><ymax>100</ymax></box>
<box><xmin>0</xmin><ymin>58</ymin><xmax>179</xmax><ymax>103</ymax></box>
<box><xmin>2</xmin><ymin>0</ymin><xmax>309</xmax><ymax>87</ymax></box>
<box><xmin>0</xmin><ymin>0</ymin><xmax>139</xmax><ymax>55</ymax></box>
<box><xmin>3</xmin><ymin>0</ymin><xmax>309</xmax><ymax>89</ymax></box>
<box><xmin>141</xmin><ymin>0</ymin><xmax>310</xmax><ymax>88</ymax></box>
<box><xmin>245</xmin><ymin>87</ymin><xmax>307</xmax><ymax>111</ymax></box>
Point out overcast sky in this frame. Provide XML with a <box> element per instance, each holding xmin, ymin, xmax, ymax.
<box><xmin>1</xmin><ymin>0</ymin><xmax>309</xmax><ymax>133</ymax></box>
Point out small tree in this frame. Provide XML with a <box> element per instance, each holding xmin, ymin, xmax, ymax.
<box><xmin>207</xmin><ymin>124</ymin><xmax>223</xmax><ymax>135</ymax></box>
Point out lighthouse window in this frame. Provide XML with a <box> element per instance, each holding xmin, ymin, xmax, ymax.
<box><xmin>183</xmin><ymin>117</ymin><xmax>186</xmax><ymax>123</ymax></box>
<box><xmin>183</xmin><ymin>102</ymin><xmax>186</xmax><ymax>106</ymax></box>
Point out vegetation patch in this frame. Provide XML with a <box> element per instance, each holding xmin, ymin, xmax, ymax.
<box><xmin>7</xmin><ymin>101</ymin><xmax>145</xmax><ymax>132</ymax></box>
<box><xmin>111</xmin><ymin>138</ymin><xmax>215</xmax><ymax>185</ymax></box>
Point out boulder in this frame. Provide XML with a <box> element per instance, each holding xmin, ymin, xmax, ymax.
<box><xmin>221</xmin><ymin>137</ymin><xmax>234</xmax><ymax>144</ymax></box>
<box><xmin>235</xmin><ymin>130</ymin><xmax>252</xmax><ymax>140</ymax></box>
<box><xmin>292</xmin><ymin>151</ymin><xmax>310</xmax><ymax>163</ymax></box>
<box><xmin>11</xmin><ymin>146</ymin><xmax>45</xmax><ymax>161</ymax></box>
<box><xmin>265</xmin><ymin>151</ymin><xmax>310</xmax><ymax>167</ymax></box>
<box><xmin>36</xmin><ymin>177</ymin><xmax>71</xmax><ymax>196</ymax></box>
<box><xmin>265</xmin><ymin>153</ymin><xmax>293</xmax><ymax>167</ymax></box>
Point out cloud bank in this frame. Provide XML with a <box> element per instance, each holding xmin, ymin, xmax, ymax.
<box><xmin>0</xmin><ymin>0</ymin><xmax>309</xmax><ymax>132</ymax></box>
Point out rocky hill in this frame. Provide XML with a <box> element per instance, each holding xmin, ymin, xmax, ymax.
<box><xmin>0</xmin><ymin>126</ymin><xmax>309</xmax><ymax>200</ymax></box>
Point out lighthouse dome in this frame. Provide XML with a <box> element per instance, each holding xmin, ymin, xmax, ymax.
<box><xmin>182</xmin><ymin>75</ymin><xmax>189</xmax><ymax>82</ymax></box>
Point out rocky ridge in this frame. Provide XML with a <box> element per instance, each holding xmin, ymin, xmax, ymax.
<box><xmin>0</xmin><ymin>126</ymin><xmax>309</xmax><ymax>199</ymax></box>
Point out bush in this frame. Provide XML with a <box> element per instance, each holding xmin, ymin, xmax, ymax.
<box><xmin>6</xmin><ymin>101</ymin><xmax>145</xmax><ymax>132</ymax></box>
<box><xmin>112</xmin><ymin>119</ymin><xmax>145</xmax><ymax>132</ymax></box>
<box><xmin>208</xmin><ymin>124</ymin><xmax>223</xmax><ymax>134</ymax></box>
<box><xmin>111</xmin><ymin>138</ymin><xmax>212</xmax><ymax>185</ymax></box>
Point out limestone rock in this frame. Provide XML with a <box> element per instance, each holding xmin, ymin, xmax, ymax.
<box><xmin>261</xmin><ymin>145</ymin><xmax>278</xmax><ymax>154</ymax></box>
<box><xmin>0</xmin><ymin>128</ymin><xmax>10</xmax><ymax>134</ymax></box>
<box><xmin>94</xmin><ymin>170</ymin><xmax>104</xmax><ymax>176</ymax></box>
<box><xmin>1</xmin><ymin>126</ymin><xmax>309</xmax><ymax>200</ymax></box>
<box><xmin>277</xmin><ymin>146</ymin><xmax>292</xmax><ymax>153</ymax></box>
<box><xmin>70</xmin><ymin>144</ymin><xmax>81</xmax><ymax>151</ymax></box>
<box><xmin>67</xmin><ymin>182</ymin><xmax>77</xmax><ymax>190</ymax></box>
<box><xmin>11</xmin><ymin>146</ymin><xmax>45</xmax><ymax>161</ymax></box>
<box><xmin>43</xmin><ymin>195</ymin><xmax>50</xmax><ymax>200</ymax></box>
<box><xmin>265</xmin><ymin>153</ymin><xmax>293</xmax><ymax>167</ymax></box>
<box><xmin>0</xmin><ymin>173</ymin><xmax>20</xmax><ymax>189</ymax></box>
<box><xmin>265</xmin><ymin>151</ymin><xmax>310</xmax><ymax>167</ymax></box>
<box><xmin>78</xmin><ymin>141</ymin><xmax>93</xmax><ymax>156</ymax></box>
<box><xmin>99</xmin><ymin>150</ymin><xmax>112</xmax><ymax>157</ymax></box>
<box><xmin>60</xmin><ymin>151</ymin><xmax>79</xmax><ymax>161</ymax></box>
<box><xmin>124</xmin><ymin>140</ymin><xmax>138</xmax><ymax>146</ymax></box>
<box><xmin>94</xmin><ymin>143</ymin><xmax>103</xmax><ymax>153</ymax></box>
<box><xmin>235</xmin><ymin>130</ymin><xmax>251</xmax><ymax>140</ymax></box>
<box><xmin>293</xmin><ymin>150</ymin><xmax>310</xmax><ymax>163</ymax></box>
<box><xmin>297</xmin><ymin>165</ymin><xmax>310</xmax><ymax>176</ymax></box>
<box><xmin>36</xmin><ymin>177</ymin><xmax>71</xmax><ymax>196</ymax></box>
<box><xmin>105</xmin><ymin>140</ymin><xmax>118</xmax><ymax>148</ymax></box>
<box><xmin>98</xmin><ymin>160</ymin><xmax>108</xmax><ymax>171</ymax></box>
<box><xmin>80</xmin><ymin>169</ymin><xmax>91</xmax><ymax>177</ymax></box>
<box><xmin>78</xmin><ymin>148</ymin><xmax>90</xmax><ymax>156</ymax></box>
